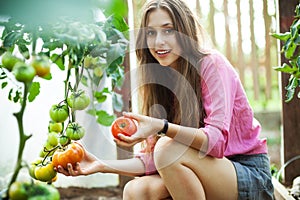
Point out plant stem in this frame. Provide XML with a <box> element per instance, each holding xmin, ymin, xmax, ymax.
<box><xmin>6</xmin><ymin>82</ymin><xmax>32</xmax><ymax>197</ymax></box>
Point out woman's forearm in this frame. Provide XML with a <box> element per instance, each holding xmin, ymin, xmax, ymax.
<box><xmin>164</xmin><ymin>122</ymin><xmax>208</xmax><ymax>153</ymax></box>
<box><xmin>99</xmin><ymin>157</ymin><xmax>146</xmax><ymax>177</ymax></box>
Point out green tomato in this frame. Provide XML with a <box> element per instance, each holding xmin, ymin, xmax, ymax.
<box><xmin>28</xmin><ymin>183</ymin><xmax>60</xmax><ymax>200</ymax></box>
<box><xmin>67</xmin><ymin>90</ymin><xmax>90</xmax><ymax>110</ymax></box>
<box><xmin>48</xmin><ymin>120</ymin><xmax>63</xmax><ymax>133</ymax></box>
<box><xmin>93</xmin><ymin>66</ymin><xmax>103</xmax><ymax>77</ymax></box>
<box><xmin>31</xmin><ymin>55</ymin><xmax>51</xmax><ymax>77</ymax></box>
<box><xmin>47</xmin><ymin>132</ymin><xmax>59</xmax><ymax>147</ymax></box>
<box><xmin>1</xmin><ymin>52</ymin><xmax>22</xmax><ymax>71</ymax></box>
<box><xmin>9</xmin><ymin>181</ymin><xmax>29</xmax><ymax>200</ymax></box>
<box><xmin>49</xmin><ymin>104</ymin><xmax>69</xmax><ymax>123</ymax></box>
<box><xmin>34</xmin><ymin>162</ymin><xmax>57</xmax><ymax>182</ymax></box>
<box><xmin>66</xmin><ymin>122</ymin><xmax>85</xmax><ymax>140</ymax></box>
<box><xmin>59</xmin><ymin>135</ymin><xmax>70</xmax><ymax>146</ymax></box>
<box><xmin>12</xmin><ymin>62</ymin><xmax>36</xmax><ymax>83</ymax></box>
<box><xmin>29</xmin><ymin>158</ymin><xmax>43</xmax><ymax>179</ymax></box>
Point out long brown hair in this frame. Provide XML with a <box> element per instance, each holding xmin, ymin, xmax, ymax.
<box><xmin>135</xmin><ymin>0</ymin><xmax>209</xmax><ymax>145</ymax></box>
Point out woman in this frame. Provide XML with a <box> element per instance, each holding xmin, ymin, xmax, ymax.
<box><xmin>56</xmin><ymin>0</ymin><xmax>274</xmax><ymax>199</ymax></box>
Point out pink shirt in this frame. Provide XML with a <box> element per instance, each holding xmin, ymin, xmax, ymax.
<box><xmin>199</xmin><ymin>51</ymin><xmax>267</xmax><ymax>158</ymax></box>
<box><xmin>136</xmin><ymin>51</ymin><xmax>268</xmax><ymax>174</ymax></box>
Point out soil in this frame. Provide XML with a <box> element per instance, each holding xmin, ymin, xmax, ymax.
<box><xmin>58</xmin><ymin>186</ymin><xmax>123</xmax><ymax>200</ymax></box>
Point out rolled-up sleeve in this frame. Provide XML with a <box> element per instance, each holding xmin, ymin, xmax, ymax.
<box><xmin>199</xmin><ymin>53</ymin><xmax>238</xmax><ymax>158</ymax></box>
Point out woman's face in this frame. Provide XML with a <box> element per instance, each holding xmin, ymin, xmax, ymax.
<box><xmin>146</xmin><ymin>8</ymin><xmax>182</xmax><ymax>68</ymax></box>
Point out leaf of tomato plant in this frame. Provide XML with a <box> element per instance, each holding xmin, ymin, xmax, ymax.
<box><xmin>0</xmin><ymin>71</ymin><xmax>7</xmax><ymax>79</ymax></box>
<box><xmin>28</xmin><ymin>82</ymin><xmax>40</xmax><ymax>102</ymax></box>
<box><xmin>96</xmin><ymin>110</ymin><xmax>116</xmax><ymax>126</ymax></box>
<box><xmin>3</xmin><ymin>31</ymin><xmax>22</xmax><ymax>48</ymax></box>
<box><xmin>17</xmin><ymin>44</ymin><xmax>30</xmax><ymax>59</ymax></box>
<box><xmin>81</xmin><ymin>75</ymin><xmax>88</xmax><ymax>87</ymax></box>
<box><xmin>51</xmin><ymin>54</ymin><xmax>65</xmax><ymax>70</ymax></box>
<box><xmin>1</xmin><ymin>82</ymin><xmax>8</xmax><ymax>89</ymax></box>
<box><xmin>87</xmin><ymin>109</ymin><xmax>96</xmax><ymax>116</ymax></box>
<box><xmin>112</xmin><ymin>92</ymin><xmax>123</xmax><ymax>112</ymax></box>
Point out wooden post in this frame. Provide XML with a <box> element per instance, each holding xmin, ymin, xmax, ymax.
<box><xmin>278</xmin><ymin>0</ymin><xmax>300</xmax><ymax>186</ymax></box>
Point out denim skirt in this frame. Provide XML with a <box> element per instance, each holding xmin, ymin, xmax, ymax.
<box><xmin>229</xmin><ymin>154</ymin><xmax>274</xmax><ymax>200</ymax></box>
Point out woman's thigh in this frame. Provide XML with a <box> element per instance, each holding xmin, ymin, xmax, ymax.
<box><xmin>154</xmin><ymin>137</ymin><xmax>238</xmax><ymax>200</ymax></box>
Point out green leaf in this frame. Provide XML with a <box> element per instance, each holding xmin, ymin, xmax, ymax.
<box><xmin>106</xmin><ymin>43</ymin><xmax>126</xmax><ymax>67</ymax></box>
<box><xmin>13</xmin><ymin>91</ymin><xmax>21</xmax><ymax>103</ymax></box>
<box><xmin>273</xmin><ymin>63</ymin><xmax>297</xmax><ymax>73</ymax></box>
<box><xmin>81</xmin><ymin>75</ymin><xmax>88</xmax><ymax>87</ymax></box>
<box><xmin>96</xmin><ymin>110</ymin><xmax>116</xmax><ymax>126</ymax></box>
<box><xmin>28</xmin><ymin>82</ymin><xmax>40</xmax><ymax>102</ymax></box>
<box><xmin>1</xmin><ymin>82</ymin><xmax>8</xmax><ymax>89</ymax></box>
<box><xmin>18</xmin><ymin>44</ymin><xmax>30</xmax><ymax>59</ymax></box>
<box><xmin>271</xmin><ymin>32</ymin><xmax>291</xmax><ymax>42</ymax></box>
<box><xmin>285</xmin><ymin>76</ymin><xmax>298</xmax><ymax>102</ymax></box>
<box><xmin>94</xmin><ymin>89</ymin><xmax>109</xmax><ymax>103</ymax></box>
<box><xmin>285</xmin><ymin>41</ymin><xmax>297</xmax><ymax>59</ymax></box>
<box><xmin>3</xmin><ymin>31</ymin><xmax>22</xmax><ymax>48</ymax></box>
<box><xmin>50</xmin><ymin>54</ymin><xmax>65</xmax><ymax>70</ymax></box>
<box><xmin>109</xmin><ymin>14</ymin><xmax>129</xmax><ymax>33</ymax></box>
<box><xmin>86</xmin><ymin>109</ymin><xmax>96</xmax><ymax>116</ymax></box>
<box><xmin>112</xmin><ymin>92</ymin><xmax>123</xmax><ymax>112</ymax></box>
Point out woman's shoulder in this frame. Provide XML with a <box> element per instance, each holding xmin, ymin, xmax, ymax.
<box><xmin>198</xmin><ymin>49</ymin><xmax>235</xmax><ymax>74</ymax></box>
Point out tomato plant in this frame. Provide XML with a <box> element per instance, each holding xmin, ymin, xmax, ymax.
<box><xmin>111</xmin><ymin>117</ymin><xmax>137</xmax><ymax>139</ymax></box>
<box><xmin>67</xmin><ymin>90</ymin><xmax>90</xmax><ymax>111</ymax></box>
<box><xmin>49</xmin><ymin>104</ymin><xmax>69</xmax><ymax>123</ymax></box>
<box><xmin>0</xmin><ymin>0</ymin><xmax>129</xmax><ymax>198</ymax></box>
<box><xmin>52</xmin><ymin>142</ymin><xmax>84</xmax><ymax>169</ymax></box>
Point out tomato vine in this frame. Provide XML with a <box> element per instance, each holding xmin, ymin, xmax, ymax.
<box><xmin>0</xmin><ymin>0</ymin><xmax>129</xmax><ymax>198</ymax></box>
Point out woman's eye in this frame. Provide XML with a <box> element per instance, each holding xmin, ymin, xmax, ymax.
<box><xmin>164</xmin><ymin>29</ymin><xmax>175</xmax><ymax>35</ymax></box>
<box><xmin>147</xmin><ymin>30</ymin><xmax>155</xmax><ymax>36</ymax></box>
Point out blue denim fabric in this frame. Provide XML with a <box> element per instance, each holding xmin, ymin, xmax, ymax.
<box><xmin>229</xmin><ymin>154</ymin><xmax>274</xmax><ymax>200</ymax></box>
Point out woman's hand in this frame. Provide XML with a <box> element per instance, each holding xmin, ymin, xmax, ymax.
<box><xmin>55</xmin><ymin>147</ymin><xmax>103</xmax><ymax>177</ymax></box>
<box><xmin>114</xmin><ymin>112</ymin><xmax>164</xmax><ymax>147</ymax></box>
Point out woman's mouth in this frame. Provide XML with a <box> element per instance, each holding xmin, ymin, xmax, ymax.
<box><xmin>156</xmin><ymin>50</ymin><xmax>171</xmax><ymax>57</ymax></box>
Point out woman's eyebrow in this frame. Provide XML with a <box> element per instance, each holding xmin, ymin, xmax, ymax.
<box><xmin>147</xmin><ymin>23</ymin><xmax>174</xmax><ymax>28</ymax></box>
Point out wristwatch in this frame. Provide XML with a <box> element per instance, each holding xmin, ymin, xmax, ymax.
<box><xmin>157</xmin><ymin>119</ymin><xmax>168</xmax><ymax>137</ymax></box>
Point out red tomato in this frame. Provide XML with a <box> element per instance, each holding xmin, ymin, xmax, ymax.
<box><xmin>52</xmin><ymin>142</ymin><xmax>84</xmax><ymax>169</ymax></box>
<box><xmin>111</xmin><ymin>117</ymin><xmax>137</xmax><ymax>139</ymax></box>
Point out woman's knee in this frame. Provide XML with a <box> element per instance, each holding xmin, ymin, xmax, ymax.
<box><xmin>154</xmin><ymin>137</ymin><xmax>187</xmax><ymax>171</ymax></box>
<box><xmin>123</xmin><ymin>177</ymin><xmax>151</xmax><ymax>200</ymax></box>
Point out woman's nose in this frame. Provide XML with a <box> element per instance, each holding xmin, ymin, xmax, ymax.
<box><xmin>155</xmin><ymin>32</ymin><xmax>166</xmax><ymax>46</ymax></box>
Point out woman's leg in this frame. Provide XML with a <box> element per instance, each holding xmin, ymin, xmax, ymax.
<box><xmin>123</xmin><ymin>174</ymin><xmax>171</xmax><ymax>200</ymax></box>
<box><xmin>154</xmin><ymin>137</ymin><xmax>238</xmax><ymax>200</ymax></box>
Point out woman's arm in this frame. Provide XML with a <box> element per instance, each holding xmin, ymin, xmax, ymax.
<box><xmin>56</xmin><ymin>146</ymin><xmax>146</xmax><ymax>177</ymax></box>
<box><xmin>116</xmin><ymin>112</ymin><xmax>208</xmax><ymax>153</ymax></box>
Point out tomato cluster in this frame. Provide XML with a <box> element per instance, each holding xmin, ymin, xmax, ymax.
<box><xmin>29</xmin><ymin>89</ymin><xmax>90</xmax><ymax>183</ymax></box>
<box><xmin>1</xmin><ymin>52</ymin><xmax>51</xmax><ymax>83</ymax></box>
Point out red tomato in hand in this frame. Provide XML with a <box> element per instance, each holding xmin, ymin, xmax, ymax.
<box><xmin>111</xmin><ymin>117</ymin><xmax>137</xmax><ymax>139</ymax></box>
<box><xmin>52</xmin><ymin>142</ymin><xmax>84</xmax><ymax>169</ymax></box>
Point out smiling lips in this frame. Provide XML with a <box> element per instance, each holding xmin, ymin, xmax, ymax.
<box><xmin>156</xmin><ymin>49</ymin><xmax>171</xmax><ymax>57</ymax></box>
